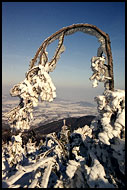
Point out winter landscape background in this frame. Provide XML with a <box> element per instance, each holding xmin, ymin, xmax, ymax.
<box><xmin>2</xmin><ymin>89</ymin><xmax>97</xmax><ymax>131</ymax></box>
<box><xmin>2</xmin><ymin>2</ymin><xmax>125</xmax><ymax>188</ymax></box>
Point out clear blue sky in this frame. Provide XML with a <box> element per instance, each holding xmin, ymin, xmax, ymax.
<box><xmin>2</xmin><ymin>2</ymin><xmax>125</xmax><ymax>102</ymax></box>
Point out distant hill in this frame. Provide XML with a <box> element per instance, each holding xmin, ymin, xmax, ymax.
<box><xmin>2</xmin><ymin>115</ymin><xmax>96</xmax><ymax>144</ymax></box>
<box><xmin>74</xmin><ymin>101</ymin><xmax>95</xmax><ymax>107</ymax></box>
<box><xmin>24</xmin><ymin>115</ymin><xmax>96</xmax><ymax>141</ymax></box>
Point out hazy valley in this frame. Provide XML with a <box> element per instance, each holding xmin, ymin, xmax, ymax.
<box><xmin>2</xmin><ymin>93</ymin><xmax>98</xmax><ymax>130</ymax></box>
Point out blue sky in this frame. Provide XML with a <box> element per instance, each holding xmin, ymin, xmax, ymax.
<box><xmin>2</xmin><ymin>2</ymin><xmax>125</xmax><ymax>102</ymax></box>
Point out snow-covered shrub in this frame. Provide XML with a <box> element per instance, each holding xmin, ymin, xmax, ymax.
<box><xmin>92</xmin><ymin>89</ymin><xmax>125</xmax><ymax>145</ymax></box>
<box><xmin>2</xmin><ymin>92</ymin><xmax>125</xmax><ymax>188</ymax></box>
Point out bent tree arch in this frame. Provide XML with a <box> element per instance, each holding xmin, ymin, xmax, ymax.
<box><xmin>5</xmin><ymin>23</ymin><xmax>114</xmax><ymax>132</ymax></box>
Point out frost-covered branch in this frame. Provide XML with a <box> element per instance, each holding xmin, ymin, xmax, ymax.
<box><xmin>3</xmin><ymin>157</ymin><xmax>55</xmax><ymax>187</ymax></box>
<box><xmin>89</xmin><ymin>56</ymin><xmax>112</xmax><ymax>88</ymax></box>
<box><xmin>5</xmin><ymin>23</ymin><xmax>114</xmax><ymax>132</ymax></box>
<box><xmin>30</xmin><ymin>24</ymin><xmax>114</xmax><ymax>89</ymax></box>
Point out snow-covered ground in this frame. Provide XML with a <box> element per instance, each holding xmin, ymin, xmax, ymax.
<box><xmin>2</xmin><ymin>89</ymin><xmax>125</xmax><ymax>188</ymax></box>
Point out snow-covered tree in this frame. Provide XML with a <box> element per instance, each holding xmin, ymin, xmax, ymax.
<box><xmin>5</xmin><ymin>23</ymin><xmax>114</xmax><ymax>132</ymax></box>
<box><xmin>3</xmin><ymin>24</ymin><xmax>125</xmax><ymax>188</ymax></box>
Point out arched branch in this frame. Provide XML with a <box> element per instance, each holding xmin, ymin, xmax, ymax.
<box><xmin>5</xmin><ymin>23</ymin><xmax>114</xmax><ymax>132</ymax></box>
<box><xmin>30</xmin><ymin>23</ymin><xmax>114</xmax><ymax>90</ymax></box>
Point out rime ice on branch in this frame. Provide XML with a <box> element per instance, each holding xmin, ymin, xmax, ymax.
<box><xmin>5</xmin><ymin>23</ymin><xmax>114</xmax><ymax>132</ymax></box>
<box><xmin>93</xmin><ymin>89</ymin><xmax>125</xmax><ymax>145</ymax></box>
<box><xmin>89</xmin><ymin>56</ymin><xmax>112</xmax><ymax>88</ymax></box>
